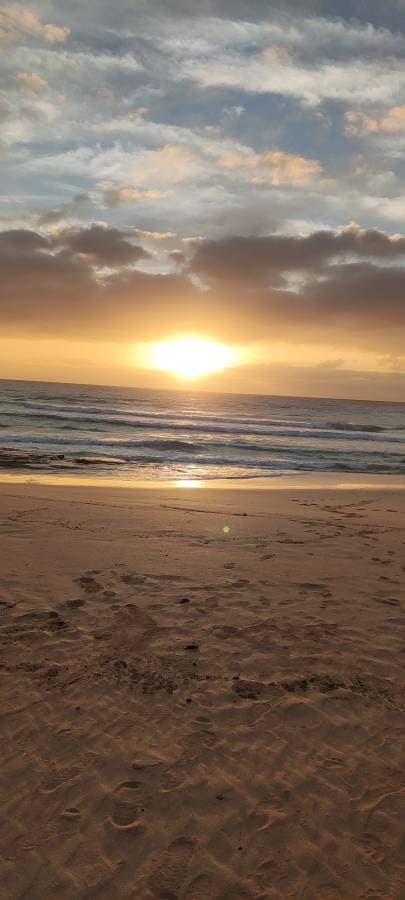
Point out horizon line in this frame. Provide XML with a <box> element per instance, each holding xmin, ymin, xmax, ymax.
<box><xmin>0</xmin><ymin>375</ymin><xmax>404</xmax><ymax>406</ymax></box>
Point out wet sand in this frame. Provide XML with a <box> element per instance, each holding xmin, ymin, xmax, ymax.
<box><xmin>0</xmin><ymin>483</ymin><xmax>404</xmax><ymax>898</ymax></box>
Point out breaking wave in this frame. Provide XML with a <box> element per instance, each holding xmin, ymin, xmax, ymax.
<box><xmin>1</xmin><ymin>379</ymin><xmax>405</xmax><ymax>480</ymax></box>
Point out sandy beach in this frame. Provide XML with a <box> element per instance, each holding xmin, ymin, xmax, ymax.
<box><xmin>1</xmin><ymin>482</ymin><xmax>404</xmax><ymax>899</ymax></box>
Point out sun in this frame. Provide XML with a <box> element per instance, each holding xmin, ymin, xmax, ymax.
<box><xmin>147</xmin><ymin>336</ymin><xmax>239</xmax><ymax>379</ymax></box>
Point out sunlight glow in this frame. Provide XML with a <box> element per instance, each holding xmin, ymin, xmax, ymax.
<box><xmin>147</xmin><ymin>336</ymin><xmax>240</xmax><ymax>379</ymax></box>
<box><xmin>175</xmin><ymin>479</ymin><xmax>204</xmax><ymax>488</ymax></box>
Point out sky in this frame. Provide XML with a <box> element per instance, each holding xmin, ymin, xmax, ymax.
<box><xmin>1</xmin><ymin>0</ymin><xmax>405</xmax><ymax>399</ymax></box>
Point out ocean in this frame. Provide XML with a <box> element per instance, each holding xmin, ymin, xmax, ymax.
<box><xmin>1</xmin><ymin>379</ymin><xmax>405</xmax><ymax>484</ymax></box>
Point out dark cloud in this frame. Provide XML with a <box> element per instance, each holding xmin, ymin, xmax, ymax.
<box><xmin>0</xmin><ymin>225</ymin><xmax>404</xmax><ymax>355</ymax></box>
<box><xmin>188</xmin><ymin>229</ymin><xmax>405</xmax><ymax>353</ymax></box>
<box><xmin>0</xmin><ymin>224</ymin><xmax>148</xmax><ymax>268</ymax></box>
<box><xmin>253</xmin><ymin>268</ymin><xmax>405</xmax><ymax>353</ymax></box>
<box><xmin>301</xmin><ymin>262</ymin><xmax>405</xmax><ymax>333</ymax></box>
<box><xmin>54</xmin><ymin>224</ymin><xmax>149</xmax><ymax>266</ymax></box>
<box><xmin>0</xmin><ymin>229</ymin><xmax>49</xmax><ymax>252</ymax></box>
<box><xmin>191</xmin><ymin>228</ymin><xmax>405</xmax><ymax>284</ymax></box>
<box><xmin>0</xmin><ymin>225</ymin><xmax>195</xmax><ymax>340</ymax></box>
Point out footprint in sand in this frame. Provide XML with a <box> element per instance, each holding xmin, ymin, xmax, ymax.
<box><xmin>148</xmin><ymin>836</ymin><xmax>196</xmax><ymax>898</ymax></box>
<box><xmin>214</xmin><ymin>625</ymin><xmax>241</xmax><ymax>640</ymax></box>
<box><xmin>77</xmin><ymin>575</ymin><xmax>103</xmax><ymax>593</ymax></box>
<box><xmin>121</xmin><ymin>573</ymin><xmax>147</xmax><ymax>585</ymax></box>
<box><xmin>131</xmin><ymin>754</ymin><xmax>166</xmax><ymax>772</ymax></box>
<box><xmin>17</xmin><ymin>610</ymin><xmax>60</xmax><ymax>622</ymax></box>
<box><xmin>159</xmin><ymin>765</ymin><xmax>190</xmax><ymax>791</ymax></box>
<box><xmin>233</xmin><ymin>679</ymin><xmax>265</xmax><ymax>700</ymax></box>
<box><xmin>109</xmin><ymin>780</ymin><xmax>145</xmax><ymax>830</ymax></box>
<box><xmin>297</xmin><ymin>581</ymin><xmax>328</xmax><ymax>591</ymax></box>
<box><xmin>61</xmin><ymin>807</ymin><xmax>81</xmax><ymax>820</ymax></box>
<box><xmin>62</xmin><ymin>597</ymin><xmax>86</xmax><ymax>609</ymax></box>
<box><xmin>1</xmin><ymin>610</ymin><xmax>67</xmax><ymax>638</ymax></box>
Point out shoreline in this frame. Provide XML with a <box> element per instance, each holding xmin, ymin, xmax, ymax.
<box><xmin>1</xmin><ymin>470</ymin><xmax>405</xmax><ymax>490</ymax></box>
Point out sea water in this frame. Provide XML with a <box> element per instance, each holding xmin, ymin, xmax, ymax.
<box><xmin>1</xmin><ymin>379</ymin><xmax>405</xmax><ymax>483</ymax></box>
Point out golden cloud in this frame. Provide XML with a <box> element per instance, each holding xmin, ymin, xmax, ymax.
<box><xmin>15</xmin><ymin>72</ymin><xmax>48</xmax><ymax>92</ymax></box>
<box><xmin>98</xmin><ymin>182</ymin><xmax>167</xmax><ymax>207</ymax></box>
<box><xmin>221</xmin><ymin>149</ymin><xmax>322</xmax><ymax>185</ymax></box>
<box><xmin>0</xmin><ymin>4</ymin><xmax>70</xmax><ymax>43</ymax></box>
<box><xmin>345</xmin><ymin>106</ymin><xmax>405</xmax><ymax>135</ymax></box>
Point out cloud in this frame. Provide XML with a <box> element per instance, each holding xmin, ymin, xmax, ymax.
<box><xmin>139</xmin><ymin>230</ymin><xmax>177</xmax><ymax>240</ymax></box>
<box><xmin>151</xmin><ymin>15</ymin><xmax>405</xmax><ymax>106</ymax></box>
<box><xmin>261</xmin><ymin>45</ymin><xmax>292</xmax><ymax>64</ymax></box>
<box><xmin>345</xmin><ymin>106</ymin><xmax>405</xmax><ymax>135</ymax></box>
<box><xmin>188</xmin><ymin>227</ymin><xmax>405</xmax><ymax>354</ymax></box>
<box><xmin>263</xmin><ymin>151</ymin><xmax>322</xmax><ymax>186</ymax></box>
<box><xmin>186</xmin><ymin>54</ymin><xmax>405</xmax><ymax>107</ymax></box>
<box><xmin>41</xmin><ymin>23</ymin><xmax>70</xmax><ymax>44</ymax></box>
<box><xmin>1</xmin><ymin>1</ymin><xmax>405</xmax><ymax>323</ymax></box>
<box><xmin>0</xmin><ymin>226</ymin><xmax>195</xmax><ymax>340</ymax></box>
<box><xmin>88</xmin><ymin>110</ymin><xmax>149</xmax><ymax>135</ymax></box>
<box><xmin>190</xmin><ymin>225</ymin><xmax>405</xmax><ymax>284</ymax></box>
<box><xmin>296</xmin><ymin>263</ymin><xmax>405</xmax><ymax>352</ymax></box>
<box><xmin>251</xmin><ymin>150</ymin><xmax>322</xmax><ymax>186</ymax></box>
<box><xmin>136</xmin><ymin>144</ymin><xmax>201</xmax><ymax>185</ymax></box>
<box><xmin>0</xmin><ymin>229</ymin><xmax>48</xmax><ymax>251</ymax></box>
<box><xmin>0</xmin><ymin>5</ymin><xmax>69</xmax><ymax>44</ymax></box>
<box><xmin>2</xmin><ymin>4</ymin><xmax>404</xmax><ymax>244</ymax></box>
<box><xmin>0</xmin><ymin>224</ymin><xmax>404</xmax><ymax>359</ymax></box>
<box><xmin>15</xmin><ymin>72</ymin><xmax>48</xmax><ymax>92</ymax></box>
<box><xmin>8</xmin><ymin>47</ymin><xmax>143</xmax><ymax>81</ymax></box>
<box><xmin>24</xmin><ymin>141</ymin><xmax>204</xmax><ymax>189</ymax></box>
<box><xmin>222</xmin><ymin>149</ymin><xmax>322</xmax><ymax>186</ymax></box>
<box><xmin>0</xmin><ymin>224</ymin><xmax>150</xmax><ymax>267</ymax></box>
<box><xmin>37</xmin><ymin>193</ymin><xmax>92</xmax><ymax>227</ymax></box>
<box><xmin>54</xmin><ymin>224</ymin><xmax>149</xmax><ymax>266</ymax></box>
<box><xmin>100</xmin><ymin>184</ymin><xmax>167</xmax><ymax>207</ymax></box>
